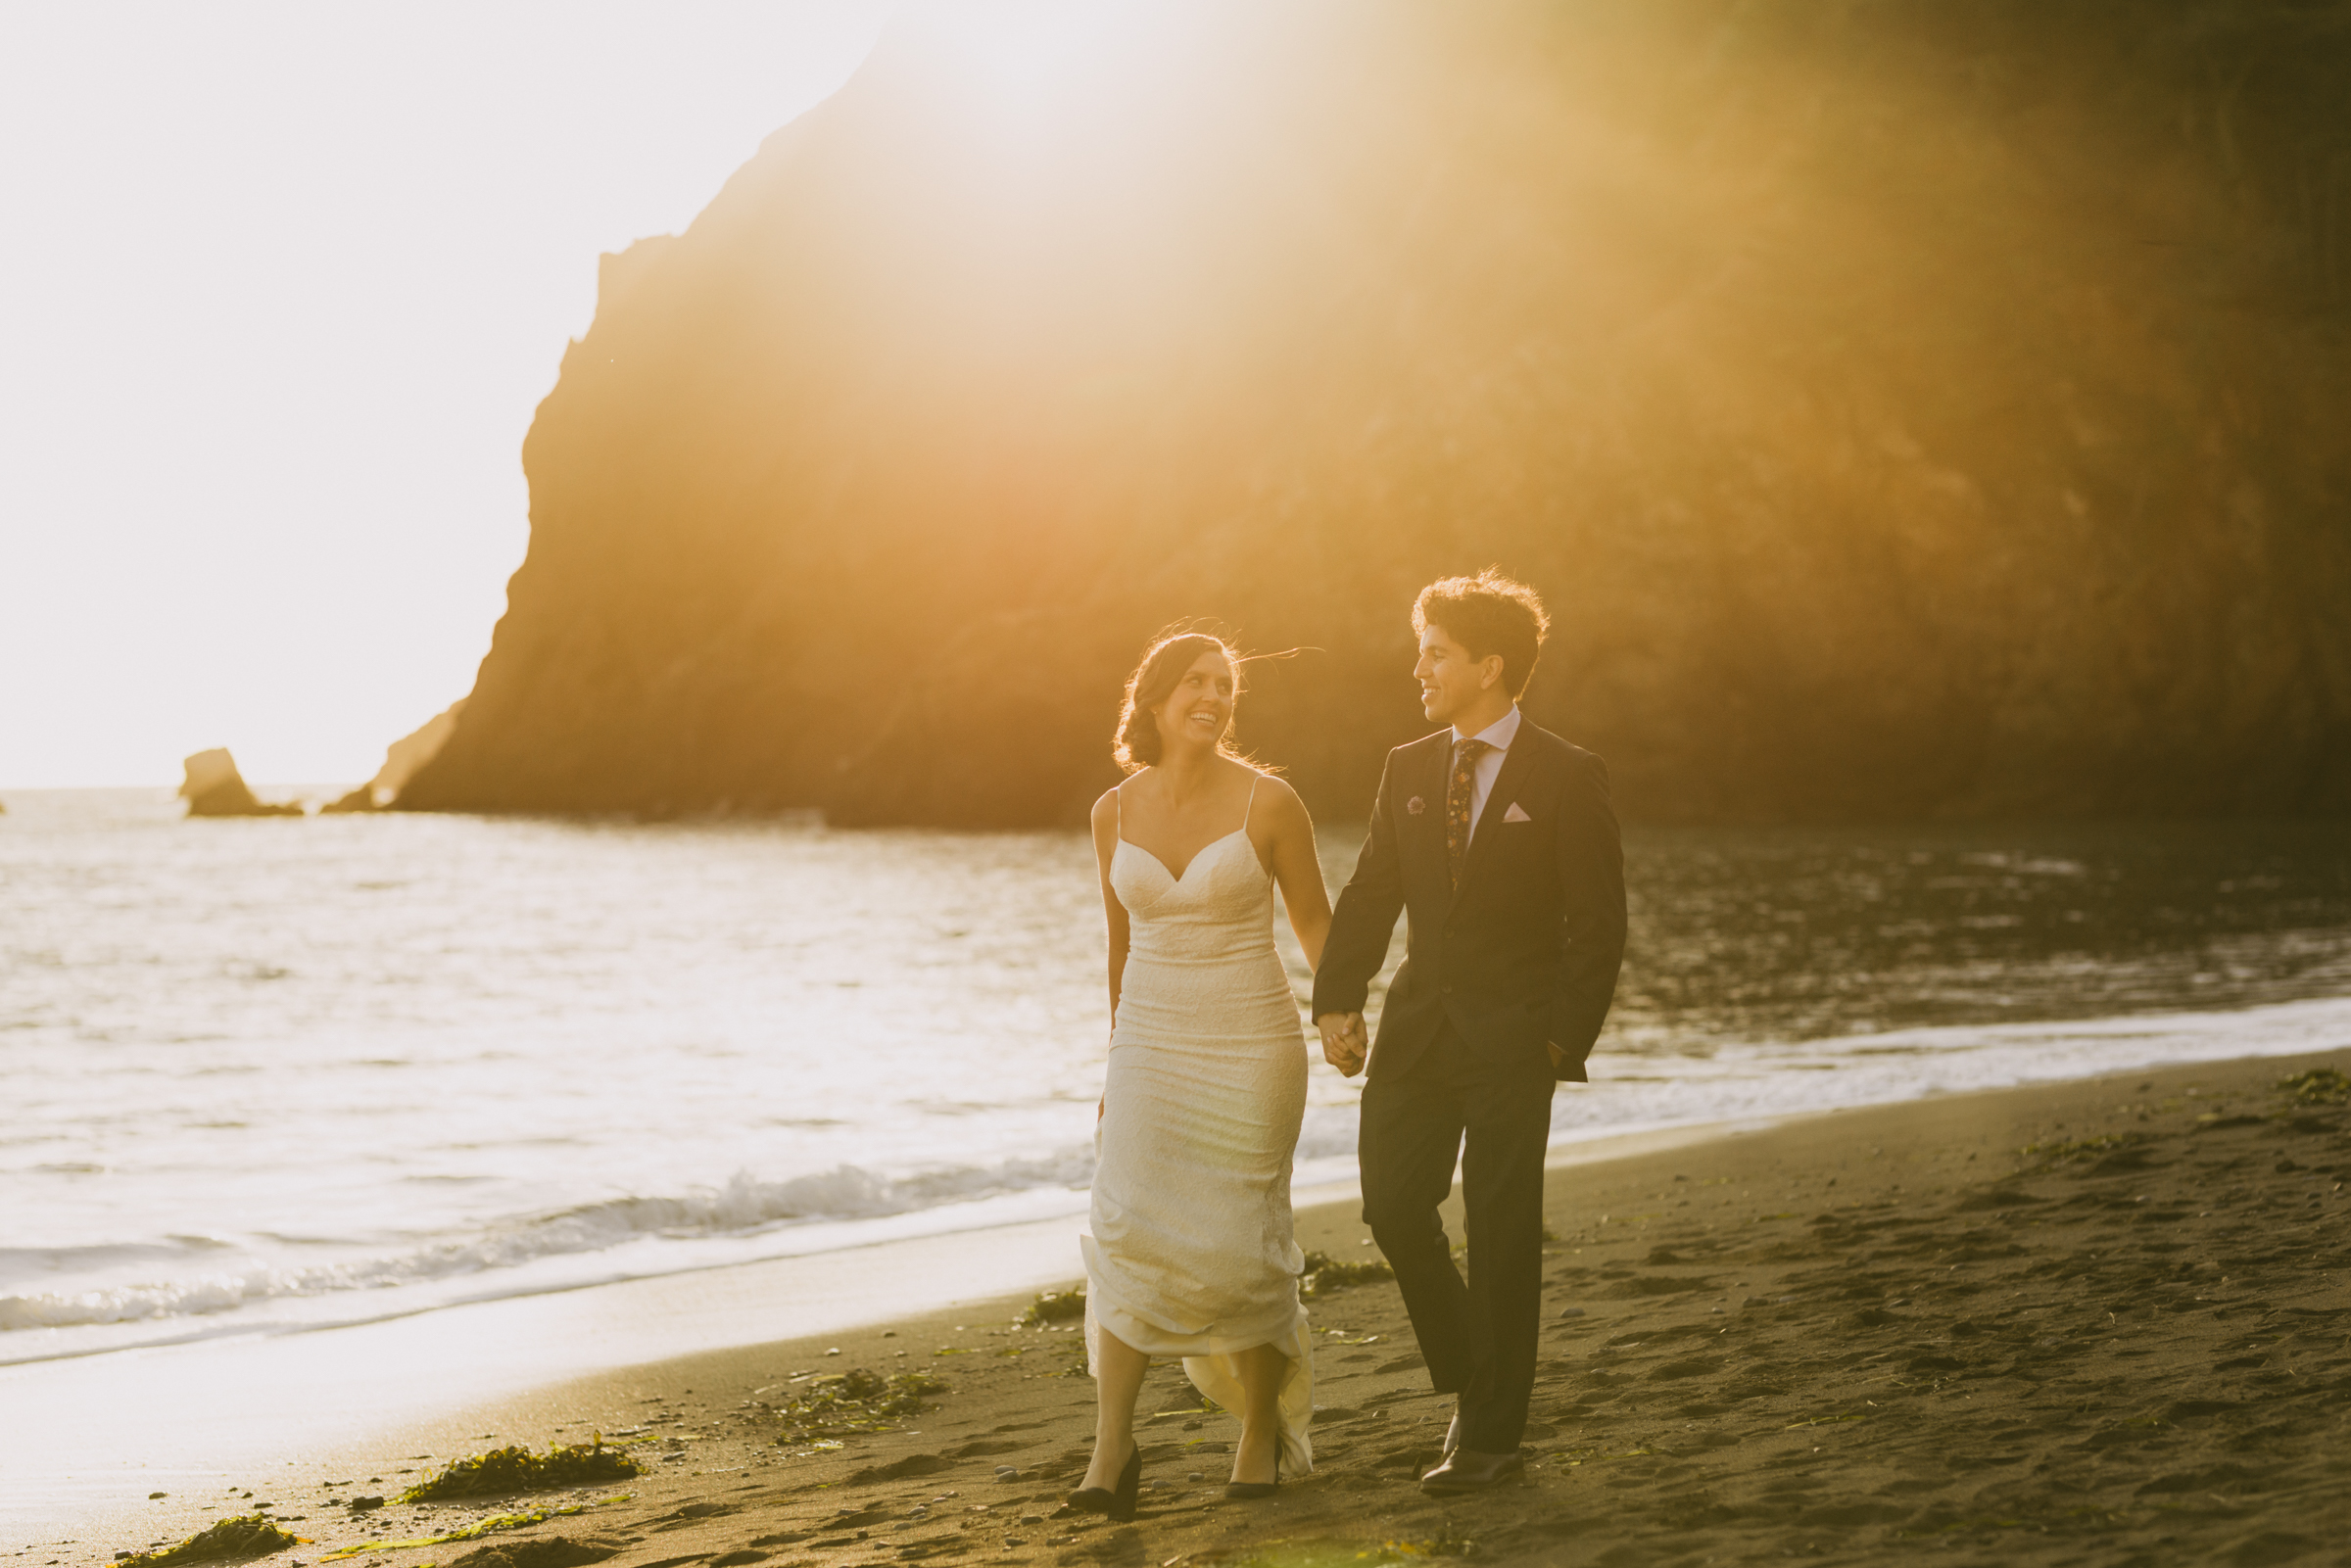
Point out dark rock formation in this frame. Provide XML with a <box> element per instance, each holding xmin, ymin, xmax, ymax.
<box><xmin>399</xmin><ymin>1</ymin><xmax>2351</xmax><ymax>827</ymax></box>
<box><xmin>324</xmin><ymin>699</ymin><xmax>466</xmax><ymax>812</ymax></box>
<box><xmin>180</xmin><ymin>749</ymin><xmax>303</xmax><ymax>818</ymax></box>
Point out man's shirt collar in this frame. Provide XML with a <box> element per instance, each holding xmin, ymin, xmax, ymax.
<box><xmin>1453</xmin><ymin>703</ymin><xmax>1522</xmax><ymax>752</ymax></box>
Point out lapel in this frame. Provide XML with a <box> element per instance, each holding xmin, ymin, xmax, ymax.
<box><xmin>1454</xmin><ymin>729</ymin><xmax>1542</xmax><ymax>902</ymax></box>
<box><xmin>1410</xmin><ymin>734</ymin><xmax>1456</xmax><ymax>917</ymax></box>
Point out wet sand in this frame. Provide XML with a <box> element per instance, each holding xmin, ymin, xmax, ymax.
<box><xmin>58</xmin><ymin>1051</ymin><xmax>2349</xmax><ymax>1568</ymax></box>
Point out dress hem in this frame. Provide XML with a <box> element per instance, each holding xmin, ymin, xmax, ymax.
<box><xmin>1080</xmin><ymin>1280</ymin><xmax>1316</xmax><ymax>1476</ymax></box>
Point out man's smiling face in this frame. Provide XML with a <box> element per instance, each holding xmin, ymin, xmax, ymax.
<box><xmin>1414</xmin><ymin>624</ymin><xmax>1498</xmax><ymax>726</ymax></box>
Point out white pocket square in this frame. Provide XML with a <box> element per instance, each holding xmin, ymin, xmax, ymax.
<box><xmin>1503</xmin><ymin>801</ymin><xmax>1532</xmax><ymax>823</ymax></box>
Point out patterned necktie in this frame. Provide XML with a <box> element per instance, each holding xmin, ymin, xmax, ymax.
<box><xmin>1446</xmin><ymin>737</ymin><xmax>1491</xmax><ymax>890</ymax></box>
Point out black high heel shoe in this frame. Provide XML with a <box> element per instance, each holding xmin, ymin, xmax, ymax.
<box><xmin>1223</xmin><ymin>1443</ymin><xmax>1279</xmax><ymax>1500</ymax></box>
<box><xmin>1067</xmin><ymin>1440</ymin><xmax>1141</xmax><ymax>1523</ymax></box>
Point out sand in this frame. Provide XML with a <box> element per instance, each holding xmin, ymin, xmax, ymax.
<box><xmin>50</xmin><ymin>1052</ymin><xmax>2349</xmax><ymax>1568</ymax></box>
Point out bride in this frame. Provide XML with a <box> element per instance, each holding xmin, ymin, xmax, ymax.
<box><xmin>1071</xmin><ymin>630</ymin><xmax>1335</xmax><ymax>1520</ymax></box>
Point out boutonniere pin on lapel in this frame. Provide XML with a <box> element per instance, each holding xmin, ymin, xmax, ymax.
<box><xmin>1503</xmin><ymin>802</ymin><xmax>1532</xmax><ymax>823</ymax></box>
<box><xmin>1407</xmin><ymin>796</ymin><xmax>1426</xmax><ymax>815</ymax></box>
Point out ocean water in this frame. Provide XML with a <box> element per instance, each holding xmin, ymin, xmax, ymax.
<box><xmin>5</xmin><ymin>787</ymin><xmax>2348</xmax><ymax>1365</ymax></box>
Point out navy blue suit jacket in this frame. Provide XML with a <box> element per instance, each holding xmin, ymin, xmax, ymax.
<box><xmin>1312</xmin><ymin>722</ymin><xmax>1626</xmax><ymax>1083</ymax></box>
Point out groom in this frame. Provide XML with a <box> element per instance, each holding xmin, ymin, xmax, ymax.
<box><xmin>1313</xmin><ymin>569</ymin><xmax>1626</xmax><ymax>1495</ymax></box>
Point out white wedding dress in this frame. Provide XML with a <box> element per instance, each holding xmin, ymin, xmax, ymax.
<box><xmin>1082</xmin><ymin>777</ymin><xmax>1315</xmax><ymax>1474</ymax></box>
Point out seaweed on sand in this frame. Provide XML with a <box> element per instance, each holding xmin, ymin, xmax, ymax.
<box><xmin>115</xmin><ymin>1514</ymin><xmax>302</xmax><ymax>1566</ymax></box>
<box><xmin>1299</xmin><ymin>1250</ymin><xmax>1395</xmax><ymax>1298</ymax></box>
<box><xmin>2279</xmin><ymin>1068</ymin><xmax>2350</xmax><ymax>1107</ymax></box>
<box><xmin>397</xmin><ymin>1440</ymin><xmax>640</xmax><ymax>1501</ymax></box>
<box><xmin>1021</xmin><ymin>1287</ymin><xmax>1086</xmax><ymax>1325</ymax></box>
<box><xmin>770</xmin><ymin>1368</ymin><xmax>945</xmax><ymax>1445</ymax></box>
<box><xmin>319</xmin><ymin>1497</ymin><xmax>631</xmax><ymax>1560</ymax></box>
<box><xmin>2016</xmin><ymin>1132</ymin><xmax>2145</xmax><ymax>1169</ymax></box>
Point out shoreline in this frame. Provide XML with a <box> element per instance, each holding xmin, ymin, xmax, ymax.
<box><xmin>20</xmin><ymin>989</ymin><xmax>2351</xmax><ymax>1373</ymax></box>
<box><xmin>1</xmin><ymin>1120</ymin><xmax>1743</xmax><ymax>1548</ymax></box>
<box><xmin>21</xmin><ymin>1048</ymin><xmax>2347</xmax><ymax>1565</ymax></box>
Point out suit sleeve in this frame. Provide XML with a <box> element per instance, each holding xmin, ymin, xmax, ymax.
<box><xmin>1311</xmin><ymin>749</ymin><xmax>1408</xmax><ymax>1019</ymax></box>
<box><xmin>1546</xmin><ymin>751</ymin><xmax>1627</xmax><ymax>1072</ymax></box>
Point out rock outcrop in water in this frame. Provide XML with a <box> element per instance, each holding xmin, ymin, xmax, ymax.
<box><xmin>180</xmin><ymin>749</ymin><xmax>303</xmax><ymax>818</ymax></box>
<box><xmin>397</xmin><ymin>1</ymin><xmax>2351</xmax><ymax>826</ymax></box>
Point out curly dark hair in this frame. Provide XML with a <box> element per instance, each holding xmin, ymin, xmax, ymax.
<box><xmin>1113</xmin><ymin>630</ymin><xmax>1245</xmax><ymax>773</ymax></box>
<box><xmin>1413</xmin><ymin>568</ymin><xmax>1551</xmax><ymax>697</ymax></box>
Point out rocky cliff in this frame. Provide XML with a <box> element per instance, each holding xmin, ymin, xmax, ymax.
<box><xmin>323</xmin><ymin>699</ymin><xmax>466</xmax><ymax>813</ymax></box>
<box><xmin>398</xmin><ymin>0</ymin><xmax>2351</xmax><ymax>826</ymax></box>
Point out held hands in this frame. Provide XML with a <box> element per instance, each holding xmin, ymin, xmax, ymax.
<box><xmin>1309</xmin><ymin>1014</ymin><xmax>1566</xmax><ymax>1077</ymax></box>
<box><xmin>1316</xmin><ymin>1012</ymin><xmax>1368</xmax><ymax>1077</ymax></box>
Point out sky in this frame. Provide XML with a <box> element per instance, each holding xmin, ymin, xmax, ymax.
<box><xmin>0</xmin><ymin>2</ymin><xmax>888</xmax><ymax>788</ymax></box>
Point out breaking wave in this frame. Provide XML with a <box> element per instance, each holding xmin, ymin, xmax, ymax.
<box><xmin>0</xmin><ymin>1149</ymin><xmax>1096</xmax><ymax>1334</ymax></box>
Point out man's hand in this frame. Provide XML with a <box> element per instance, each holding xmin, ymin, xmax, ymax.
<box><xmin>1317</xmin><ymin>1012</ymin><xmax>1368</xmax><ymax>1077</ymax></box>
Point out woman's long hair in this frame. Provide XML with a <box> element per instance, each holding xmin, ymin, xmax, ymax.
<box><xmin>1112</xmin><ymin>630</ymin><xmax>1247</xmax><ymax>774</ymax></box>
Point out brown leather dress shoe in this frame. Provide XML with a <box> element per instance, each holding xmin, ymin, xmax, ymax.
<box><xmin>1419</xmin><ymin>1446</ymin><xmax>1524</xmax><ymax>1494</ymax></box>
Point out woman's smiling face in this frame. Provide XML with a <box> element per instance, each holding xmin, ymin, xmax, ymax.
<box><xmin>1153</xmin><ymin>648</ymin><xmax>1235</xmax><ymax>752</ymax></box>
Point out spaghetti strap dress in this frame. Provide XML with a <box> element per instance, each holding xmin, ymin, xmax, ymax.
<box><xmin>1083</xmin><ymin>775</ymin><xmax>1316</xmax><ymax>1473</ymax></box>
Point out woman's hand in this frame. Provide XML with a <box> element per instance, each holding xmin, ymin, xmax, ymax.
<box><xmin>1317</xmin><ymin>1011</ymin><xmax>1367</xmax><ymax>1076</ymax></box>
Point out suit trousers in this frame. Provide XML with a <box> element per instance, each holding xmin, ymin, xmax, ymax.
<box><xmin>1357</xmin><ymin>1025</ymin><xmax>1554</xmax><ymax>1453</ymax></box>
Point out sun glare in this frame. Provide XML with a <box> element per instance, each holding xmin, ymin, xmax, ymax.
<box><xmin>922</xmin><ymin>0</ymin><xmax>1104</xmax><ymax>97</ymax></box>
<box><xmin>0</xmin><ymin>3</ymin><xmax>885</xmax><ymax>787</ymax></box>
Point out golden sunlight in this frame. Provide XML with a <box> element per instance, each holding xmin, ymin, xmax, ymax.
<box><xmin>7</xmin><ymin>9</ymin><xmax>2347</xmax><ymax>1564</ymax></box>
